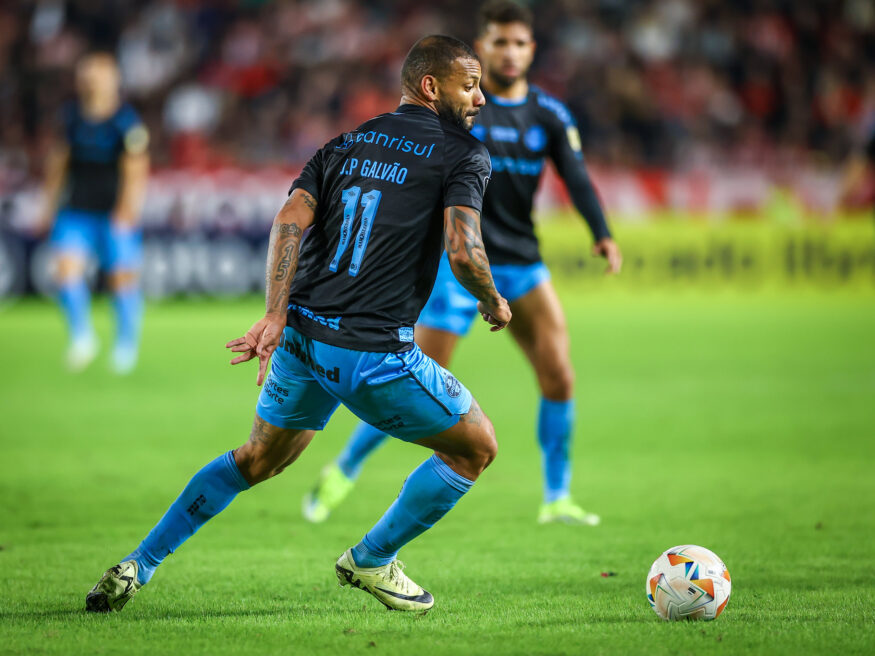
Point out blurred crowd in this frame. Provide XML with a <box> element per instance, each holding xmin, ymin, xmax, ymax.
<box><xmin>1</xmin><ymin>0</ymin><xmax>874</xmax><ymax>186</ymax></box>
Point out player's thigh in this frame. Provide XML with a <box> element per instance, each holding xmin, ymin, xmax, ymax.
<box><xmin>339</xmin><ymin>344</ymin><xmax>472</xmax><ymax>444</ymax></box>
<box><xmin>255</xmin><ymin>330</ymin><xmax>342</xmax><ymax>434</ymax></box>
<box><xmin>508</xmin><ymin>280</ymin><xmax>574</xmax><ymax>396</ymax></box>
<box><xmin>413</xmin><ymin>398</ymin><xmax>497</xmax><ymax>481</ymax></box>
<box><xmin>50</xmin><ymin>210</ymin><xmax>97</xmax><ymax>281</ymax></box>
<box><xmin>101</xmin><ymin>221</ymin><xmax>142</xmax><ymax>278</ymax></box>
<box><xmin>414</xmin><ymin>325</ymin><xmax>460</xmax><ymax>368</ymax></box>
<box><xmin>234</xmin><ymin>415</ymin><xmax>315</xmax><ymax>486</ymax></box>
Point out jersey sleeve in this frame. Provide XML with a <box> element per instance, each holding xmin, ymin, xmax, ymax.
<box><xmin>289</xmin><ymin>144</ymin><xmax>327</xmax><ymax>200</ymax></box>
<box><xmin>116</xmin><ymin>104</ymin><xmax>149</xmax><ymax>155</ymax></box>
<box><xmin>541</xmin><ymin>97</ymin><xmax>611</xmax><ymax>241</ymax></box>
<box><xmin>443</xmin><ymin>139</ymin><xmax>492</xmax><ymax>212</ymax></box>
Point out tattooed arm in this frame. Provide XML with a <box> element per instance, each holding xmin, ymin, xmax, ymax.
<box><xmin>443</xmin><ymin>205</ymin><xmax>511</xmax><ymax>331</ymax></box>
<box><xmin>265</xmin><ymin>190</ymin><xmax>315</xmax><ymax>315</ymax></box>
<box><xmin>226</xmin><ymin>189</ymin><xmax>317</xmax><ymax>384</ymax></box>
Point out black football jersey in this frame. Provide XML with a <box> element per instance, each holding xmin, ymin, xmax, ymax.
<box><xmin>288</xmin><ymin>104</ymin><xmax>492</xmax><ymax>352</ymax></box>
<box><xmin>471</xmin><ymin>86</ymin><xmax>611</xmax><ymax>265</ymax></box>
<box><xmin>61</xmin><ymin>101</ymin><xmax>148</xmax><ymax>213</ymax></box>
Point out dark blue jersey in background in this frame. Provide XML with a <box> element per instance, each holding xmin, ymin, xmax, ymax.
<box><xmin>61</xmin><ymin>101</ymin><xmax>148</xmax><ymax>214</ymax></box>
<box><xmin>471</xmin><ymin>86</ymin><xmax>611</xmax><ymax>265</ymax></box>
<box><xmin>289</xmin><ymin>104</ymin><xmax>492</xmax><ymax>352</ymax></box>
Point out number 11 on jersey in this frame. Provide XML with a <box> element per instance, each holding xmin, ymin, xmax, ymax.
<box><xmin>329</xmin><ymin>186</ymin><xmax>383</xmax><ymax>277</ymax></box>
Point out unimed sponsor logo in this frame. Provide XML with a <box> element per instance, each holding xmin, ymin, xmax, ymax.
<box><xmin>280</xmin><ymin>334</ymin><xmax>340</xmax><ymax>383</ymax></box>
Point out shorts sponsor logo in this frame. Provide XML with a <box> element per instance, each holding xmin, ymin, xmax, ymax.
<box><xmin>263</xmin><ymin>376</ymin><xmax>289</xmax><ymax>405</ymax></box>
<box><xmin>279</xmin><ymin>334</ymin><xmax>340</xmax><ymax>382</ymax></box>
<box><xmin>444</xmin><ymin>373</ymin><xmax>462</xmax><ymax>398</ymax></box>
<box><xmin>375</xmin><ymin>414</ymin><xmax>406</xmax><ymax>431</ymax></box>
<box><xmin>399</xmin><ymin>326</ymin><xmax>414</xmax><ymax>342</ymax></box>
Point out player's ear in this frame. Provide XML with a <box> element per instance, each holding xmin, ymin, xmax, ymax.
<box><xmin>420</xmin><ymin>74</ymin><xmax>439</xmax><ymax>102</ymax></box>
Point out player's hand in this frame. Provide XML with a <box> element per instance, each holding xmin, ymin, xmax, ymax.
<box><xmin>478</xmin><ymin>297</ymin><xmax>511</xmax><ymax>332</ymax></box>
<box><xmin>111</xmin><ymin>208</ymin><xmax>139</xmax><ymax>229</ymax></box>
<box><xmin>225</xmin><ymin>313</ymin><xmax>286</xmax><ymax>386</ymax></box>
<box><xmin>32</xmin><ymin>208</ymin><xmax>55</xmax><ymax>238</ymax></box>
<box><xmin>592</xmin><ymin>237</ymin><xmax>622</xmax><ymax>275</ymax></box>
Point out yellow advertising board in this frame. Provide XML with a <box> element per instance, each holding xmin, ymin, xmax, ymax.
<box><xmin>538</xmin><ymin>214</ymin><xmax>875</xmax><ymax>290</ymax></box>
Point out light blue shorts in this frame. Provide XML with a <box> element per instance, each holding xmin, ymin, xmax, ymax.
<box><xmin>50</xmin><ymin>208</ymin><xmax>142</xmax><ymax>271</ymax></box>
<box><xmin>256</xmin><ymin>326</ymin><xmax>473</xmax><ymax>441</ymax></box>
<box><xmin>417</xmin><ymin>255</ymin><xmax>551</xmax><ymax>336</ymax></box>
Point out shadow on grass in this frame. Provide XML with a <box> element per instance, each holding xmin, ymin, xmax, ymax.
<box><xmin>1</xmin><ymin>604</ymin><xmax>395</xmax><ymax>623</ymax></box>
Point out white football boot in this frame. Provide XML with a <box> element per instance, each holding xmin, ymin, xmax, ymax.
<box><xmin>335</xmin><ymin>549</ymin><xmax>434</xmax><ymax>612</ymax></box>
<box><xmin>66</xmin><ymin>334</ymin><xmax>98</xmax><ymax>372</ymax></box>
<box><xmin>85</xmin><ymin>560</ymin><xmax>142</xmax><ymax>612</ymax></box>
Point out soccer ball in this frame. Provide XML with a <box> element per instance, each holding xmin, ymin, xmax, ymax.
<box><xmin>646</xmin><ymin>545</ymin><xmax>731</xmax><ymax>621</ymax></box>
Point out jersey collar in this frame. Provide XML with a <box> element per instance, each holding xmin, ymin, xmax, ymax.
<box><xmin>393</xmin><ymin>104</ymin><xmax>438</xmax><ymax>117</ymax></box>
<box><xmin>483</xmin><ymin>89</ymin><xmax>529</xmax><ymax>107</ymax></box>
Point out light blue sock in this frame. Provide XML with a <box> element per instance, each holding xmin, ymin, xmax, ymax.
<box><xmin>57</xmin><ymin>279</ymin><xmax>92</xmax><ymax>341</ymax></box>
<box><xmin>538</xmin><ymin>398</ymin><xmax>575</xmax><ymax>503</ymax></box>
<box><xmin>337</xmin><ymin>422</ymin><xmax>389</xmax><ymax>479</ymax></box>
<box><xmin>351</xmin><ymin>454</ymin><xmax>473</xmax><ymax>568</ymax></box>
<box><xmin>124</xmin><ymin>451</ymin><xmax>250</xmax><ymax>586</ymax></box>
<box><xmin>112</xmin><ymin>285</ymin><xmax>143</xmax><ymax>350</ymax></box>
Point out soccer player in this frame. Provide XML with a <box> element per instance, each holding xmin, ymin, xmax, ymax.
<box><xmin>86</xmin><ymin>35</ymin><xmax>510</xmax><ymax>614</ymax></box>
<box><xmin>303</xmin><ymin>0</ymin><xmax>622</xmax><ymax>526</ymax></box>
<box><xmin>40</xmin><ymin>52</ymin><xmax>149</xmax><ymax>374</ymax></box>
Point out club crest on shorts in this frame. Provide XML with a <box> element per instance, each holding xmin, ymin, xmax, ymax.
<box><xmin>444</xmin><ymin>373</ymin><xmax>462</xmax><ymax>398</ymax></box>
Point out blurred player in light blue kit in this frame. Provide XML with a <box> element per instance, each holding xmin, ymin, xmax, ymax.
<box><xmin>304</xmin><ymin>0</ymin><xmax>623</xmax><ymax>525</ymax></box>
<box><xmin>40</xmin><ymin>52</ymin><xmax>149</xmax><ymax>373</ymax></box>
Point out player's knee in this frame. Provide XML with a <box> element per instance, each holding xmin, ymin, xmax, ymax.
<box><xmin>471</xmin><ymin>418</ymin><xmax>498</xmax><ymax>474</ymax></box>
<box><xmin>540</xmin><ymin>363</ymin><xmax>574</xmax><ymax>401</ymax></box>
<box><xmin>55</xmin><ymin>257</ymin><xmax>85</xmax><ymax>284</ymax></box>
<box><xmin>108</xmin><ymin>270</ymin><xmax>139</xmax><ymax>292</ymax></box>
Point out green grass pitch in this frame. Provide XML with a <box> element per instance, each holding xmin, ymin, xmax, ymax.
<box><xmin>1</xmin><ymin>288</ymin><xmax>873</xmax><ymax>655</ymax></box>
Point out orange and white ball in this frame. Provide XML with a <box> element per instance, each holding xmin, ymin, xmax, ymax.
<box><xmin>646</xmin><ymin>545</ymin><xmax>731</xmax><ymax>621</ymax></box>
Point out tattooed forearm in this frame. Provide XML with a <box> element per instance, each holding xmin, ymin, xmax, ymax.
<box><xmin>264</xmin><ymin>190</ymin><xmax>316</xmax><ymax>316</ymax></box>
<box><xmin>444</xmin><ymin>206</ymin><xmax>501</xmax><ymax>306</ymax></box>
<box><xmin>278</xmin><ymin>223</ymin><xmax>301</xmax><ymax>236</ymax></box>
<box><xmin>274</xmin><ymin>223</ymin><xmax>302</xmax><ymax>282</ymax></box>
<box><xmin>274</xmin><ymin>244</ymin><xmax>295</xmax><ymax>280</ymax></box>
<box><xmin>266</xmin><ymin>221</ymin><xmax>302</xmax><ymax>313</ymax></box>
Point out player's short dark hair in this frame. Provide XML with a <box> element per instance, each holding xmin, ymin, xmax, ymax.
<box><xmin>477</xmin><ymin>0</ymin><xmax>533</xmax><ymax>35</ymax></box>
<box><xmin>401</xmin><ymin>35</ymin><xmax>479</xmax><ymax>95</ymax></box>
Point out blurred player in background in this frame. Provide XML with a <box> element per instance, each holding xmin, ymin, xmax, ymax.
<box><xmin>86</xmin><ymin>35</ymin><xmax>509</xmax><ymax>614</ymax></box>
<box><xmin>40</xmin><ymin>52</ymin><xmax>149</xmax><ymax>374</ymax></box>
<box><xmin>304</xmin><ymin>0</ymin><xmax>622</xmax><ymax>526</ymax></box>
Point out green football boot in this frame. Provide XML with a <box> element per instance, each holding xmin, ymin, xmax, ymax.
<box><xmin>335</xmin><ymin>549</ymin><xmax>434</xmax><ymax>612</ymax></box>
<box><xmin>302</xmin><ymin>463</ymin><xmax>355</xmax><ymax>523</ymax></box>
<box><xmin>85</xmin><ymin>560</ymin><xmax>142</xmax><ymax>612</ymax></box>
<box><xmin>538</xmin><ymin>497</ymin><xmax>601</xmax><ymax>526</ymax></box>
